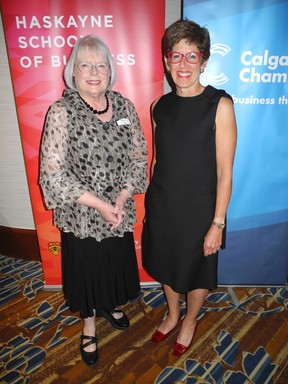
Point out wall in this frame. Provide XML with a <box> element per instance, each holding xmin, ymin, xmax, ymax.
<box><xmin>0</xmin><ymin>15</ymin><xmax>35</xmax><ymax>229</ymax></box>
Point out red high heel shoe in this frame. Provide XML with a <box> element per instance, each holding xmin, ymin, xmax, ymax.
<box><xmin>173</xmin><ymin>322</ymin><xmax>198</xmax><ymax>357</ymax></box>
<box><xmin>151</xmin><ymin>314</ymin><xmax>182</xmax><ymax>344</ymax></box>
<box><xmin>151</xmin><ymin>328</ymin><xmax>172</xmax><ymax>343</ymax></box>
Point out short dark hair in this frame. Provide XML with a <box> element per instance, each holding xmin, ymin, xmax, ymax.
<box><xmin>162</xmin><ymin>19</ymin><xmax>210</xmax><ymax>61</ymax></box>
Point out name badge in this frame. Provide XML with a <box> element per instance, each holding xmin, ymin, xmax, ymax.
<box><xmin>116</xmin><ymin>118</ymin><xmax>131</xmax><ymax>126</ymax></box>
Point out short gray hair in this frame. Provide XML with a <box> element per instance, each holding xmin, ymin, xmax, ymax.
<box><xmin>64</xmin><ymin>35</ymin><xmax>117</xmax><ymax>90</ymax></box>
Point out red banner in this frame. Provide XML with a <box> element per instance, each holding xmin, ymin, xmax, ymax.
<box><xmin>1</xmin><ymin>0</ymin><xmax>165</xmax><ymax>287</ymax></box>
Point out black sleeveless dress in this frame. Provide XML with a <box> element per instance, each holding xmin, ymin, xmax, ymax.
<box><xmin>142</xmin><ymin>86</ymin><xmax>232</xmax><ymax>293</ymax></box>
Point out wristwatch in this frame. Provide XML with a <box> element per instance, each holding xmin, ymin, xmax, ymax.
<box><xmin>212</xmin><ymin>221</ymin><xmax>225</xmax><ymax>229</ymax></box>
<box><xmin>122</xmin><ymin>185</ymin><xmax>134</xmax><ymax>198</ymax></box>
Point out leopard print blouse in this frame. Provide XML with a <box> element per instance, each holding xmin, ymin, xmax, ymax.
<box><xmin>39</xmin><ymin>88</ymin><xmax>148</xmax><ymax>241</ymax></box>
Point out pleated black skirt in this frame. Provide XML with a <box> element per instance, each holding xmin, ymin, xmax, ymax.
<box><xmin>61</xmin><ymin>231</ymin><xmax>140</xmax><ymax>318</ymax></box>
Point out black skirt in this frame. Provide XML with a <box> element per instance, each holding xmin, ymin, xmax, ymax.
<box><xmin>61</xmin><ymin>231</ymin><xmax>140</xmax><ymax>318</ymax></box>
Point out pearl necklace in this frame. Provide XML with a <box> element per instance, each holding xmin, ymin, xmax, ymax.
<box><xmin>80</xmin><ymin>93</ymin><xmax>109</xmax><ymax>115</ymax></box>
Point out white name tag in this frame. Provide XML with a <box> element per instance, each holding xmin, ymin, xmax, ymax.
<box><xmin>116</xmin><ymin>118</ymin><xmax>131</xmax><ymax>126</ymax></box>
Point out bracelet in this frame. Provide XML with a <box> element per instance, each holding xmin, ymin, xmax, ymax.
<box><xmin>122</xmin><ymin>185</ymin><xmax>134</xmax><ymax>198</ymax></box>
<box><xmin>212</xmin><ymin>221</ymin><xmax>225</xmax><ymax>229</ymax></box>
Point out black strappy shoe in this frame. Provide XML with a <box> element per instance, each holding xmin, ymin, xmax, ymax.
<box><xmin>80</xmin><ymin>334</ymin><xmax>99</xmax><ymax>365</ymax></box>
<box><xmin>102</xmin><ymin>308</ymin><xmax>130</xmax><ymax>330</ymax></box>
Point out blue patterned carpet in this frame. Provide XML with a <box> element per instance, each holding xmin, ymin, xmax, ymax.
<box><xmin>0</xmin><ymin>255</ymin><xmax>288</xmax><ymax>383</ymax></box>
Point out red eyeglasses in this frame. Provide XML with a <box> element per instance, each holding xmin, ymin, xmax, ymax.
<box><xmin>166</xmin><ymin>51</ymin><xmax>203</xmax><ymax>64</ymax></box>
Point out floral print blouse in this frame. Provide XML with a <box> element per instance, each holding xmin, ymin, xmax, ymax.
<box><xmin>39</xmin><ymin>88</ymin><xmax>148</xmax><ymax>241</ymax></box>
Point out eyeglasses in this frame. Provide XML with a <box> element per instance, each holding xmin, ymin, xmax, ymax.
<box><xmin>76</xmin><ymin>62</ymin><xmax>109</xmax><ymax>74</ymax></box>
<box><xmin>166</xmin><ymin>51</ymin><xmax>203</xmax><ymax>64</ymax></box>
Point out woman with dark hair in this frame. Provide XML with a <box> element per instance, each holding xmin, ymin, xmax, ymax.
<box><xmin>39</xmin><ymin>35</ymin><xmax>148</xmax><ymax>365</ymax></box>
<box><xmin>142</xmin><ymin>19</ymin><xmax>237</xmax><ymax>357</ymax></box>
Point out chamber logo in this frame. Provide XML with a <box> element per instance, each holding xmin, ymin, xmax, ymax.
<box><xmin>240</xmin><ymin>50</ymin><xmax>288</xmax><ymax>83</ymax></box>
<box><xmin>203</xmin><ymin>43</ymin><xmax>231</xmax><ymax>86</ymax></box>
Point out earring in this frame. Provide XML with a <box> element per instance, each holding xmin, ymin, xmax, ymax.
<box><xmin>200</xmin><ymin>68</ymin><xmax>204</xmax><ymax>74</ymax></box>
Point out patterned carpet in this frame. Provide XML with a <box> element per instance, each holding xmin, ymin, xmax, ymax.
<box><xmin>0</xmin><ymin>255</ymin><xmax>287</xmax><ymax>384</ymax></box>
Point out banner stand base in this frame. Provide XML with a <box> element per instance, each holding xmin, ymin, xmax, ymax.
<box><xmin>140</xmin><ymin>282</ymin><xmax>161</xmax><ymax>288</ymax></box>
<box><xmin>44</xmin><ymin>282</ymin><xmax>161</xmax><ymax>292</ymax></box>
<box><xmin>44</xmin><ymin>284</ymin><xmax>63</xmax><ymax>292</ymax></box>
<box><xmin>227</xmin><ymin>286</ymin><xmax>240</xmax><ymax>306</ymax></box>
<box><xmin>221</xmin><ymin>285</ymin><xmax>287</xmax><ymax>306</ymax></box>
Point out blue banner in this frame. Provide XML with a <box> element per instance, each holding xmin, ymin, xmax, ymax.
<box><xmin>183</xmin><ymin>0</ymin><xmax>288</xmax><ymax>285</ymax></box>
